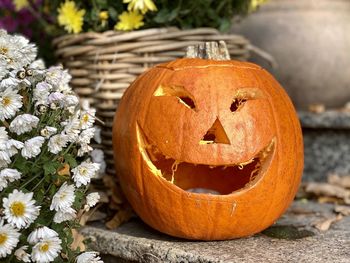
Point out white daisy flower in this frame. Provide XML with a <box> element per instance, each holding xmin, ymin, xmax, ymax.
<box><xmin>40</xmin><ymin>126</ymin><xmax>57</xmax><ymax>138</ymax></box>
<box><xmin>53</xmin><ymin>207</ymin><xmax>76</xmax><ymax>223</ymax></box>
<box><xmin>0</xmin><ymin>176</ymin><xmax>8</xmax><ymax>191</ymax></box>
<box><xmin>21</xmin><ymin>136</ymin><xmax>45</xmax><ymax>159</ymax></box>
<box><xmin>0</xmin><ymin>127</ymin><xmax>7</xmax><ymax>142</ymax></box>
<box><xmin>61</xmin><ymin>94</ymin><xmax>79</xmax><ymax>108</ymax></box>
<box><xmin>0</xmin><ymin>59</ymin><xmax>7</xmax><ymax>80</ymax></box>
<box><xmin>77</xmin><ymin>144</ymin><xmax>93</xmax><ymax>157</ymax></box>
<box><xmin>62</xmin><ymin>116</ymin><xmax>80</xmax><ymax>142</ymax></box>
<box><xmin>0</xmin><ymin>87</ymin><xmax>23</xmax><ymax>121</ymax></box>
<box><xmin>78</xmin><ymin>127</ymin><xmax>95</xmax><ymax>144</ymax></box>
<box><xmin>71</xmin><ymin>161</ymin><xmax>100</xmax><ymax>187</ymax></box>
<box><xmin>33</xmin><ymin>81</ymin><xmax>51</xmax><ymax>104</ymax></box>
<box><xmin>28</xmin><ymin>226</ymin><xmax>59</xmax><ymax>245</ymax></box>
<box><xmin>0</xmin><ymin>30</ymin><xmax>35</xmax><ymax>71</ymax></box>
<box><xmin>7</xmin><ymin>70</ymin><xmax>31</xmax><ymax>90</ymax></box>
<box><xmin>50</xmin><ymin>182</ymin><xmax>75</xmax><ymax>212</ymax></box>
<box><xmin>76</xmin><ymin>251</ymin><xmax>103</xmax><ymax>263</ymax></box>
<box><xmin>84</xmin><ymin>192</ymin><xmax>100</xmax><ymax>211</ymax></box>
<box><xmin>48</xmin><ymin>92</ymin><xmax>64</xmax><ymax>105</ymax></box>
<box><xmin>0</xmin><ymin>128</ymin><xmax>23</xmax><ymax>168</ymax></box>
<box><xmin>46</xmin><ymin>66</ymin><xmax>71</xmax><ymax>93</ymax></box>
<box><xmin>0</xmin><ymin>220</ymin><xmax>20</xmax><ymax>258</ymax></box>
<box><xmin>30</xmin><ymin>59</ymin><xmax>45</xmax><ymax>70</ymax></box>
<box><xmin>31</xmin><ymin>236</ymin><xmax>62</xmax><ymax>263</ymax></box>
<box><xmin>3</xmin><ymin>189</ymin><xmax>40</xmax><ymax>229</ymax></box>
<box><xmin>91</xmin><ymin>149</ymin><xmax>106</xmax><ymax>175</ymax></box>
<box><xmin>0</xmin><ymin>76</ymin><xmax>20</xmax><ymax>90</ymax></box>
<box><xmin>48</xmin><ymin>134</ymin><xmax>69</xmax><ymax>154</ymax></box>
<box><xmin>14</xmin><ymin>245</ymin><xmax>31</xmax><ymax>262</ymax></box>
<box><xmin>5</xmin><ymin>139</ymin><xmax>24</xmax><ymax>157</ymax></box>
<box><xmin>9</xmin><ymin>114</ymin><xmax>39</xmax><ymax>135</ymax></box>
<box><xmin>0</xmin><ymin>168</ymin><xmax>21</xmax><ymax>190</ymax></box>
<box><xmin>62</xmin><ymin>94</ymin><xmax>79</xmax><ymax>107</ymax></box>
<box><xmin>1</xmin><ymin>168</ymin><xmax>21</xmax><ymax>183</ymax></box>
<box><xmin>80</xmin><ymin>109</ymin><xmax>96</xmax><ymax>129</ymax></box>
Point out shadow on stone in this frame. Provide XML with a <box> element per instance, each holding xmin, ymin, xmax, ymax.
<box><xmin>262</xmin><ymin>225</ymin><xmax>315</xmax><ymax>240</ymax></box>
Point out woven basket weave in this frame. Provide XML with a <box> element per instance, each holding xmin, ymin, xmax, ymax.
<box><xmin>52</xmin><ymin>27</ymin><xmax>251</xmax><ymax>175</ymax></box>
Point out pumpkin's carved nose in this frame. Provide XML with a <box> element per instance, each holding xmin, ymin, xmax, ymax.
<box><xmin>199</xmin><ymin>118</ymin><xmax>231</xmax><ymax>145</ymax></box>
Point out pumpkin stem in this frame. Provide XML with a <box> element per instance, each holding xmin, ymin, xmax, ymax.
<box><xmin>185</xmin><ymin>41</ymin><xmax>230</xmax><ymax>60</ymax></box>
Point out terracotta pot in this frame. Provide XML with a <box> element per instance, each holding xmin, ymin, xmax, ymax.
<box><xmin>232</xmin><ymin>0</ymin><xmax>350</xmax><ymax>109</ymax></box>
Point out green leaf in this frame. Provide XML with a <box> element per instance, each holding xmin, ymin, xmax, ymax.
<box><xmin>64</xmin><ymin>154</ymin><xmax>78</xmax><ymax>168</ymax></box>
<box><xmin>43</xmin><ymin>161</ymin><xmax>60</xmax><ymax>176</ymax></box>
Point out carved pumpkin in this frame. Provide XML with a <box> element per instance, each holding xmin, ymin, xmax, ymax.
<box><xmin>113</xmin><ymin>43</ymin><xmax>303</xmax><ymax>240</ymax></box>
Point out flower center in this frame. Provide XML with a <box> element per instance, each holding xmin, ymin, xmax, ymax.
<box><xmin>2</xmin><ymin>97</ymin><xmax>11</xmax><ymax>106</ymax></box>
<box><xmin>39</xmin><ymin>243</ymin><xmax>49</xmax><ymax>252</ymax></box>
<box><xmin>0</xmin><ymin>46</ymin><xmax>8</xmax><ymax>55</ymax></box>
<box><xmin>0</xmin><ymin>233</ymin><xmax>8</xmax><ymax>245</ymax></box>
<box><xmin>82</xmin><ymin>114</ymin><xmax>89</xmax><ymax>123</ymax></box>
<box><xmin>79</xmin><ymin>167</ymin><xmax>88</xmax><ymax>176</ymax></box>
<box><xmin>10</xmin><ymin>201</ymin><xmax>26</xmax><ymax>216</ymax></box>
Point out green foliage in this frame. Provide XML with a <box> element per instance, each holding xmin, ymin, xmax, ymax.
<box><xmin>33</xmin><ymin>0</ymin><xmax>258</xmax><ymax>35</ymax></box>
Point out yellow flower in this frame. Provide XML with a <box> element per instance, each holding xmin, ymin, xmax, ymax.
<box><xmin>99</xmin><ymin>11</ymin><xmax>109</xmax><ymax>21</ymax></box>
<box><xmin>123</xmin><ymin>0</ymin><xmax>157</xmax><ymax>14</ymax></box>
<box><xmin>115</xmin><ymin>11</ymin><xmax>144</xmax><ymax>31</ymax></box>
<box><xmin>13</xmin><ymin>0</ymin><xmax>29</xmax><ymax>11</ymax></box>
<box><xmin>57</xmin><ymin>1</ymin><xmax>86</xmax><ymax>34</ymax></box>
<box><xmin>250</xmin><ymin>0</ymin><xmax>267</xmax><ymax>11</ymax></box>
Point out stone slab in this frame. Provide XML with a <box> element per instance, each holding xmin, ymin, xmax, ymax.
<box><xmin>82</xmin><ymin>201</ymin><xmax>350</xmax><ymax>263</ymax></box>
<box><xmin>298</xmin><ymin>111</ymin><xmax>350</xmax><ymax>181</ymax></box>
<box><xmin>298</xmin><ymin>111</ymin><xmax>350</xmax><ymax>129</ymax></box>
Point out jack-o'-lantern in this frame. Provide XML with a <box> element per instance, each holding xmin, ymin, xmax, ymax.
<box><xmin>112</xmin><ymin>42</ymin><xmax>303</xmax><ymax>240</ymax></box>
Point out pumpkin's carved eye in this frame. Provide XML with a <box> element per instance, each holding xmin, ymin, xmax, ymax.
<box><xmin>154</xmin><ymin>85</ymin><xmax>197</xmax><ymax>110</ymax></box>
<box><xmin>230</xmin><ymin>99</ymin><xmax>247</xmax><ymax>112</ymax></box>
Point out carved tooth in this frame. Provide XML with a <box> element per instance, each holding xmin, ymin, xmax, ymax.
<box><xmin>222</xmin><ymin>166</ymin><xmax>228</xmax><ymax>170</ymax></box>
<box><xmin>209</xmin><ymin>165</ymin><xmax>215</xmax><ymax>169</ymax></box>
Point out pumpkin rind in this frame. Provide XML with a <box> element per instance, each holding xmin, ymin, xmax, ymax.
<box><xmin>112</xmin><ymin>58</ymin><xmax>303</xmax><ymax>240</ymax></box>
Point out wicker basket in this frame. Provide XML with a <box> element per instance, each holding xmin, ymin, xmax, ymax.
<box><xmin>52</xmin><ymin>27</ymin><xmax>251</xmax><ymax>175</ymax></box>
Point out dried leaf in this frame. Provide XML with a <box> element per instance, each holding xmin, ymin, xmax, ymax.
<box><xmin>308</xmin><ymin>103</ymin><xmax>325</xmax><ymax>113</ymax></box>
<box><xmin>57</xmin><ymin>163</ymin><xmax>70</xmax><ymax>176</ymax></box>
<box><xmin>288</xmin><ymin>207</ymin><xmax>316</xmax><ymax>215</ymax></box>
<box><xmin>103</xmin><ymin>175</ymin><xmax>125</xmax><ymax>204</ymax></box>
<box><xmin>317</xmin><ymin>196</ymin><xmax>344</xmax><ymax>204</ymax></box>
<box><xmin>86</xmin><ymin>210</ymin><xmax>107</xmax><ymax>222</ymax></box>
<box><xmin>98</xmin><ymin>191</ymin><xmax>109</xmax><ymax>203</ymax></box>
<box><xmin>328</xmin><ymin>174</ymin><xmax>350</xmax><ymax>189</ymax></box>
<box><xmin>305</xmin><ymin>182</ymin><xmax>350</xmax><ymax>200</ymax></box>
<box><xmin>334</xmin><ymin>205</ymin><xmax>350</xmax><ymax>216</ymax></box>
<box><xmin>105</xmin><ymin>209</ymin><xmax>133</xmax><ymax>230</ymax></box>
<box><xmin>313</xmin><ymin>214</ymin><xmax>343</xmax><ymax>231</ymax></box>
<box><xmin>71</xmin><ymin>229</ymin><xmax>85</xmax><ymax>251</ymax></box>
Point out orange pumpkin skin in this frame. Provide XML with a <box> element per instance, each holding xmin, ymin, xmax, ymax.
<box><xmin>112</xmin><ymin>58</ymin><xmax>303</xmax><ymax>240</ymax></box>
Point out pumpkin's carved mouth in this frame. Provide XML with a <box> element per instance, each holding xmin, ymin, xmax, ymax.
<box><xmin>137</xmin><ymin>123</ymin><xmax>275</xmax><ymax>195</ymax></box>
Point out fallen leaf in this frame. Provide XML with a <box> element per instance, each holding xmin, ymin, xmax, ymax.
<box><xmin>308</xmin><ymin>103</ymin><xmax>325</xmax><ymax>113</ymax></box>
<box><xmin>334</xmin><ymin>205</ymin><xmax>350</xmax><ymax>216</ymax></box>
<box><xmin>318</xmin><ymin>196</ymin><xmax>344</xmax><ymax>204</ymax></box>
<box><xmin>305</xmin><ymin>182</ymin><xmax>350</xmax><ymax>200</ymax></box>
<box><xmin>71</xmin><ymin>229</ymin><xmax>85</xmax><ymax>251</ymax></box>
<box><xmin>328</xmin><ymin>174</ymin><xmax>350</xmax><ymax>189</ymax></box>
<box><xmin>57</xmin><ymin>163</ymin><xmax>70</xmax><ymax>176</ymax></box>
<box><xmin>105</xmin><ymin>209</ymin><xmax>133</xmax><ymax>230</ymax></box>
<box><xmin>86</xmin><ymin>210</ymin><xmax>107</xmax><ymax>222</ymax></box>
<box><xmin>313</xmin><ymin>214</ymin><xmax>343</xmax><ymax>231</ymax></box>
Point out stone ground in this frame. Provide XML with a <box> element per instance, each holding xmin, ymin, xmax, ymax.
<box><xmin>82</xmin><ymin>201</ymin><xmax>350</xmax><ymax>263</ymax></box>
